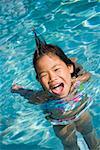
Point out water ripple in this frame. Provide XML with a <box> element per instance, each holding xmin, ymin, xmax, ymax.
<box><xmin>0</xmin><ymin>0</ymin><xmax>100</xmax><ymax>148</ymax></box>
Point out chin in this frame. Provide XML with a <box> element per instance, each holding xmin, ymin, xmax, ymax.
<box><xmin>55</xmin><ymin>94</ymin><xmax>66</xmax><ymax>99</ymax></box>
<box><xmin>59</xmin><ymin>95</ymin><xmax>66</xmax><ymax>99</ymax></box>
<box><xmin>59</xmin><ymin>92</ymin><xmax>69</xmax><ymax>98</ymax></box>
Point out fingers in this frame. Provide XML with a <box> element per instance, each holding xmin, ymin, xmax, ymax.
<box><xmin>70</xmin><ymin>58</ymin><xmax>77</xmax><ymax>63</ymax></box>
<box><xmin>11</xmin><ymin>84</ymin><xmax>23</xmax><ymax>92</ymax></box>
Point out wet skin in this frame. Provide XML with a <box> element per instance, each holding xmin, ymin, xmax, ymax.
<box><xmin>36</xmin><ymin>54</ymin><xmax>73</xmax><ymax>98</ymax></box>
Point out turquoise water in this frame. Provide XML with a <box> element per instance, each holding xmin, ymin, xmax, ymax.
<box><xmin>0</xmin><ymin>0</ymin><xmax>100</xmax><ymax>149</ymax></box>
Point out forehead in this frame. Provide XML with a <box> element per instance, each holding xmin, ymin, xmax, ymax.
<box><xmin>36</xmin><ymin>54</ymin><xmax>66</xmax><ymax>70</ymax></box>
<box><xmin>38</xmin><ymin>53</ymin><xmax>60</xmax><ymax>61</ymax></box>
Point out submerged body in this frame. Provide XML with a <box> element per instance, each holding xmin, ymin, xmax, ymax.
<box><xmin>34</xmin><ymin>53</ymin><xmax>99</xmax><ymax>150</ymax></box>
<box><xmin>42</xmin><ymin>82</ymin><xmax>93</xmax><ymax>125</ymax></box>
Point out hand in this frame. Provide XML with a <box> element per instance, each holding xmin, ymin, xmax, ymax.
<box><xmin>70</xmin><ymin>57</ymin><xmax>77</xmax><ymax>63</ymax></box>
<box><xmin>11</xmin><ymin>84</ymin><xmax>23</xmax><ymax>92</ymax></box>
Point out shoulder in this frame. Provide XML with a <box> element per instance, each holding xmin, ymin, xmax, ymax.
<box><xmin>70</xmin><ymin>58</ymin><xmax>84</xmax><ymax>75</ymax></box>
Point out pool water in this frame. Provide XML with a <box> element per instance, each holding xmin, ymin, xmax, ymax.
<box><xmin>0</xmin><ymin>0</ymin><xmax>100</xmax><ymax>150</ymax></box>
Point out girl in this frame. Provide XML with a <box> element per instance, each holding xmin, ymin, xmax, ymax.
<box><xmin>12</xmin><ymin>31</ymin><xmax>99</xmax><ymax>150</ymax></box>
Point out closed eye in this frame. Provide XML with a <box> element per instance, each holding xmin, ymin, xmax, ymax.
<box><xmin>54</xmin><ymin>68</ymin><xmax>61</xmax><ymax>71</ymax></box>
<box><xmin>40</xmin><ymin>73</ymin><xmax>47</xmax><ymax>78</ymax></box>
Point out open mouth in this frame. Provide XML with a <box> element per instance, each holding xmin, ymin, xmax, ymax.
<box><xmin>51</xmin><ymin>83</ymin><xmax>64</xmax><ymax>95</ymax></box>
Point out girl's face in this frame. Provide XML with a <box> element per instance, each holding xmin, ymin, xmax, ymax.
<box><xmin>36</xmin><ymin>54</ymin><xmax>73</xmax><ymax>98</ymax></box>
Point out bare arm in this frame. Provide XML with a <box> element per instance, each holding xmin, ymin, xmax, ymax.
<box><xmin>70</xmin><ymin>57</ymin><xmax>91</xmax><ymax>81</ymax></box>
<box><xmin>76</xmin><ymin>72</ymin><xmax>91</xmax><ymax>82</ymax></box>
<box><xmin>70</xmin><ymin>57</ymin><xmax>92</xmax><ymax>92</ymax></box>
<box><xmin>11</xmin><ymin>84</ymin><xmax>48</xmax><ymax>104</ymax></box>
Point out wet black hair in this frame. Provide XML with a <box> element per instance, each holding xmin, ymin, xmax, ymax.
<box><xmin>33</xmin><ymin>30</ymin><xmax>78</xmax><ymax>79</ymax></box>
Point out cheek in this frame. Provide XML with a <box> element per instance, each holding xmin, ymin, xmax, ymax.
<box><xmin>39</xmin><ymin>78</ymin><xmax>48</xmax><ymax>89</ymax></box>
<box><xmin>64</xmin><ymin>72</ymin><xmax>72</xmax><ymax>83</ymax></box>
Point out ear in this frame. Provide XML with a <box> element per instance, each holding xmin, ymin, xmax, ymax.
<box><xmin>67</xmin><ymin>65</ymin><xmax>74</xmax><ymax>73</ymax></box>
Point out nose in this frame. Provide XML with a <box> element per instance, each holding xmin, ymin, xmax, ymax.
<box><xmin>48</xmin><ymin>71</ymin><xmax>56</xmax><ymax>83</ymax></box>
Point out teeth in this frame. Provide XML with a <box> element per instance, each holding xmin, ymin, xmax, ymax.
<box><xmin>53</xmin><ymin>85</ymin><xmax>60</xmax><ymax>89</ymax></box>
<box><xmin>52</xmin><ymin>83</ymin><xmax>63</xmax><ymax>89</ymax></box>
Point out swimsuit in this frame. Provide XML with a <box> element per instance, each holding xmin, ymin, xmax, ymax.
<box><xmin>42</xmin><ymin>82</ymin><xmax>93</xmax><ymax>125</ymax></box>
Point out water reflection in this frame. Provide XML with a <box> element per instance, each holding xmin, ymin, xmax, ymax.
<box><xmin>0</xmin><ymin>0</ymin><xmax>100</xmax><ymax>149</ymax></box>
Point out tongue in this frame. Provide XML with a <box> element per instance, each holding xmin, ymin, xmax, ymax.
<box><xmin>52</xmin><ymin>85</ymin><xmax>64</xmax><ymax>95</ymax></box>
